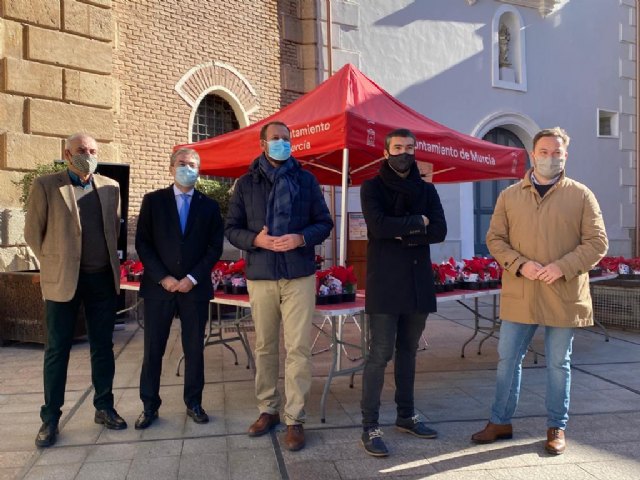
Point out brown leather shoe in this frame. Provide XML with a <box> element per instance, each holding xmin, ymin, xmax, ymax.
<box><xmin>471</xmin><ymin>422</ymin><xmax>513</xmax><ymax>444</ymax></box>
<box><xmin>248</xmin><ymin>413</ymin><xmax>280</xmax><ymax>437</ymax></box>
<box><xmin>545</xmin><ymin>427</ymin><xmax>566</xmax><ymax>455</ymax></box>
<box><xmin>283</xmin><ymin>424</ymin><xmax>305</xmax><ymax>451</ymax></box>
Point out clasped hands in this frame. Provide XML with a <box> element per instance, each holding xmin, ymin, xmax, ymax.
<box><xmin>253</xmin><ymin>226</ymin><xmax>304</xmax><ymax>252</ymax></box>
<box><xmin>519</xmin><ymin>261</ymin><xmax>563</xmax><ymax>284</ymax></box>
<box><xmin>160</xmin><ymin>276</ymin><xmax>194</xmax><ymax>293</ymax></box>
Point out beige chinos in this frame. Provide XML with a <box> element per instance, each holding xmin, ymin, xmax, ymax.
<box><xmin>247</xmin><ymin>274</ymin><xmax>316</xmax><ymax>425</ymax></box>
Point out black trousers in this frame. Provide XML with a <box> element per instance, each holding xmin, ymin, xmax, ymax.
<box><xmin>361</xmin><ymin>313</ymin><xmax>427</xmax><ymax>428</ymax></box>
<box><xmin>139</xmin><ymin>296</ymin><xmax>208</xmax><ymax>412</ymax></box>
<box><xmin>41</xmin><ymin>270</ymin><xmax>117</xmax><ymax>423</ymax></box>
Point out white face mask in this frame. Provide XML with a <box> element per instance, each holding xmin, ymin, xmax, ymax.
<box><xmin>535</xmin><ymin>156</ymin><xmax>565</xmax><ymax>178</ymax></box>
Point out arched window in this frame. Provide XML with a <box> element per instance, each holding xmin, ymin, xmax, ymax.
<box><xmin>191</xmin><ymin>94</ymin><xmax>240</xmax><ymax>142</ymax></box>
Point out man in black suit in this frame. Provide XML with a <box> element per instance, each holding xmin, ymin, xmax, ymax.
<box><xmin>134</xmin><ymin>148</ymin><xmax>224</xmax><ymax>429</ymax></box>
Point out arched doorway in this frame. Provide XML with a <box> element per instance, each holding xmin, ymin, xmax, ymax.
<box><xmin>474</xmin><ymin>127</ymin><xmax>529</xmax><ymax>255</ymax></box>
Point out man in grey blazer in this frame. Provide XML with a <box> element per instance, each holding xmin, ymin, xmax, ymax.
<box><xmin>25</xmin><ymin>133</ymin><xmax>127</xmax><ymax>448</ymax></box>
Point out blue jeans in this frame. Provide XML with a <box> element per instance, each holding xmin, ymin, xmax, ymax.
<box><xmin>361</xmin><ymin>313</ymin><xmax>427</xmax><ymax>428</ymax></box>
<box><xmin>490</xmin><ymin>320</ymin><xmax>575</xmax><ymax>429</ymax></box>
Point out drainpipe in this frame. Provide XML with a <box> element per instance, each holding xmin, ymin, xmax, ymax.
<box><xmin>326</xmin><ymin>0</ymin><xmax>338</xmax><ymax>265</ymax></box>
<box><xmin>636</xmin><ymin>1</ymin><xmax>640</xmax><ymax>256</ymax></box>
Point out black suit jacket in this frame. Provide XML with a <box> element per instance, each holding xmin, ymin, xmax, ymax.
<box><xmin>135</xmin><ymin>186</ymin><xmax>224</xmax><ymax>301</ymax></box>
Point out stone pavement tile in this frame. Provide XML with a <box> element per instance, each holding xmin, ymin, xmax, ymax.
<box><xmin>399</xmin><ymin>470</ymin><xmax>496</xmax><ymax>480</ymax></box>
<box><xmin>228</xmin><ymin>448</ymin><xmax>280</xmax><ymax>480</ymax></box>
<box><xmin>75</xmin><ymin>459</ymin><xmax>131</xmax><ymax>480</ymax></box>
<box><xmin>226</xmin><ymin>432</ymin><xmax>274</xmax><ymax>452</ymax></box>
<box><xmin>0</xmin><ymin>451</ymin><xmax>33</xmax><ymax>469</ymax></box>
<box><xmin>126</xmin><ymin>455</ymin><xmax>180</xmax><ymax>480</ymax></box>
<box><xmin>183</xmin><ymin>411</ymin><xmax>227</xmax><ymax>437</ymax></box>
<box><xmin>334</xmin><ymin>454</ymin><xmax>436</xmax><ymax>479</ymax></box>
<box><xmin>178</xmin><ymin>453</ymin><xmax>228</xmax><ymax>480</ymax></box>
<box><xmin>86</xmin><ymin>443</ymin><xmax>136</xmax><ymax>463</ymax></box>
<box><xmin>579</xmin><ymin>460</ymin><xmax>640</xmax><ymax>480</ymax></box>
<box><xmin>568</xmin><ymin>413</ymin><xmax>640</xmax><ymax>442</ymax></box>
<box><xmin>570</xmin><ymin>388</ymin><xmax>640</xmax><ymax>415</ymax></box>
<box><xmin>0</xmin><ymin>468</ymin><xmax>21</xmax><ymax>480</ymax></box>
<box><xmin>490</xmin><ymin>464</ymin><xmax>598</xmax><ymax>479</ymax></box>
<box><xmin>54</xmin><ymin>426</ymin><xmax>101</xmax><ymax>447</ymax></box>
<box><xmin>596</xmin><ymin>439</ymin><xmax>640</xmax><ymax>461</ymax></box>
<box><xmin>224</xmin><ymin>409</ymin><xmax>262</xmax><ymax>435</ymax></box>
<box><xmin>0</xmin><ymin>423</ymin><xmax>43</xmax><ymax>452</ymax></box>
<box><xmin>133</xmin><ymin>439</ymin><xmax>183</xmax><ymax>458</ymax></box>
<box><xmin>615</xmin><ymin>411</ymin><xmax>640</xmax><ymax>426</ymax></box>
<box><xmin>95</xmin><ymin>424</ymin><xmax>143</xmax><ymax>444</ymax></box>
<box><xmin>286</xmin><ymin>460</ymin><xmax>341</xmax><ymax>480</ymax></box>
<box><xmin>23</xmin><ymin>463</ymin><xmax>82</xmax><ymax>480</ymax></box>
<box><xmin>182</xmin><ymin>436</ymin><xmax>227</xmax><ymax>455</ymax></box>
<box><xmin>35</xmin><ymin>445</ymin><xmax>89</xmax><ymax>466</ymax></box>
<box><xmin>138</xmin><ymin>415</ymin><xmax>185</xmax><ymax>441</ymax></box>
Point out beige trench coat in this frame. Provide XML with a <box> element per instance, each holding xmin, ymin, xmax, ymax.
<box><xmin>25</xmin><ymin>171</ymin><xmax>121</xmax><ymax>302</ymax></box>
<box><xmin>486</xmin><ymin>169</ymin><xmax>608</xmax><ymax>327</ymax></box>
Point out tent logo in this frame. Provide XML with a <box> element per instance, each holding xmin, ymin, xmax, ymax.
<box><xmin>367</xmin><ymin>128</ymin><xmax>375</xmax><ymax>147</ymax></box>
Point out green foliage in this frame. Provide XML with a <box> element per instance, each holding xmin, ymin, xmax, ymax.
<box><xmin>14</xmin><ymin>162</ymin><xmax>67</xmax><ymax>211</ymax></box>
<box><xmin>196</xmin><ymin>177</ymin><xmax>234</xmax><ymax>218</ymax></box>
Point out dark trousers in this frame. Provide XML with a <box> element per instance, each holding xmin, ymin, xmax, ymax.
<box><xmin>361</xmin><ymin>313</ymin><xmax>427</xmax><ymax>428</ymax></box>
<box><xmin>41</xmin><ymin>270</ymin><xmax>117</xmax><ymax>424</ymax></box>
<box><xmin>139</xmin><ymin>296</ymin><xmax>208</xmax><ymax>412</ymax></box>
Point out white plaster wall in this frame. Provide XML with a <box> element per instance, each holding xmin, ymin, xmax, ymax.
<box><xmin>333</xmin><ymin>0</ymin><xmax>631</xmax><ymax>257</ymax></box>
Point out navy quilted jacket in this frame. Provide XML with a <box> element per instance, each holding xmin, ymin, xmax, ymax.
<box><xmin>225</xmin><ymin>155</ymin><xmax>333</xmax><ymax>280</ymax></box>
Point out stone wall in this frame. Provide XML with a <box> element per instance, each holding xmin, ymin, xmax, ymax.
<box><xmin>0</xmin><ymin>0</ymin><xmax>320</xmax><ymax>270</ymax></box>
<box><xmin>0</xmin><ymin>0</ymin><xmax>116</xmax><ymax>270</ymax></box>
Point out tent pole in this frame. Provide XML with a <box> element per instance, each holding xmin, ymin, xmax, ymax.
<box><xmin>339</xmin><ymin>148</ymin><xmax>349</xmax><ymax>266</ymax></box>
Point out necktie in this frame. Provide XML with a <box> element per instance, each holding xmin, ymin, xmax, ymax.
<box><xmin>179</xmin><ymin>193</ymin><xmax>190</xmax><ymax>233</ymax></box>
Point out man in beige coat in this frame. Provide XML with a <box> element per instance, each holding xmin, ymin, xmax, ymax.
<box><xmin>25</xmin><ymin>133</ymin><xmax>127</xmax><ymax>448</ymax></box>
<box><xmin>471</xmin><ymin>127</ymin><xmax>608</xmax><ymax>455</ymax></box>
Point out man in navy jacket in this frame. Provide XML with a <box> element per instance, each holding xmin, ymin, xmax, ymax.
<box><xmin>226</xmin><ymin>121</ymin><xmax>333</xmax><ymax>451</ymax></box>
<box><xmin>134</xmin><ymin>148</ymin><xmax>224</xmax><ymax>429</ymax></box>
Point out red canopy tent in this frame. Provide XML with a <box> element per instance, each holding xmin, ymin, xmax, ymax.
<box><xmin>176</xmin><ymin>64</ymin><xmax>526</xmax><ymax>264</ymax></box>
<box><xmin>176</xmin><ymin>63</ymin><xmax>526</xmax><ymax>186</ymax></box>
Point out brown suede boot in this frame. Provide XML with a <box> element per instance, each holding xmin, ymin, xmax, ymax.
<box><xmin>471</xmin><ymin>422</ymin><xmax>513</xmax><ymax>444</ymax></box>
<box><xmin>283</xmin><ymin>424</ymin><xmax>305</xmax><ymax>451</ymax></box>
<box><xmin>545</xmin><ymin>427</ymin><xmax>566</xmax><ymax>455</ymax></box>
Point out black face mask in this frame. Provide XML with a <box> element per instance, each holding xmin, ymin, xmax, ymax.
<box><xmin>387</xmin><ymin>153</ymin><xmax>415</xmax><ymax>173</ymax></box>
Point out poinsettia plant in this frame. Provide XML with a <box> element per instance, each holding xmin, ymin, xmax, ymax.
<box><xmin>329</xmin><ymin>265</ymin><xmax>358</xmax><ymax>293</ymax></box>
<box><xmin>121</xmin><ymin>259</ymin><xmax>144</xmax><ymax>280</ymax></box>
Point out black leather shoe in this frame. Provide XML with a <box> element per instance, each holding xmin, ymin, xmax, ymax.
<box><xmin>361</xmin><ymin>427</ymin><xmax>389</xmax><ymax>457</ymax></box>
<box><xmin>134</xmin><ymin>410</ymin><xmax>158</xmax><ymax>430</ymax></box>
<box><xmin>186</xmin><ymin>405</ymin><xmax>209</xmax><ymax>424</ymax></box>
<box><xmin>94</xmin><ymin>408</ymin><xmax>128</xmax><ymax>430</ymax></box>
<box><xmin>396</xmin><ymin>415</ymin><xmax>438</xmax><ymax>439</ymax></box>
<box><xmin>35</xmin><ymin>422</ymin><xmax>58</xmax><ymax>448</ymax></box>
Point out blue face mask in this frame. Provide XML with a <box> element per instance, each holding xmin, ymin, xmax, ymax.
<box><xmin>267</xmin><ymin>139</ymin><xmax>291</xmax><ymax>162</ymax></box>
<box><xmin>175</xmin><ymin>165</ymin><xmax>198</xmax><ymax>187</ymax></box>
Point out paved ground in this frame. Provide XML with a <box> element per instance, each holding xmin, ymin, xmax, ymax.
<box><xmin>1</xmin><ymin>296</ymin><xmax>639</xmax><ymax>479</ymax></box>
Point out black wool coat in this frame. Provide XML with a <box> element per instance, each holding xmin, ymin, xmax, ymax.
<box><xmin>361</xmin><ymin>171</ymin><xmax>447</xmax><ymax>314</ymax></box>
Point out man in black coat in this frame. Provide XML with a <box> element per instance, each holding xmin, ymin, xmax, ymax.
<box><xmin>225</xmin><ymin>121</ymin><xmax>333</xmax><ymax>451</ymax></box>
<box><xmin>359</xmin><ymin>129</ymin><xmax>447</xmax><ymax>457</ymax></box>
<box><xmin>134</xmin><ymin>148</ymin><xmax>224</xmax><ymax>429</ymax></box>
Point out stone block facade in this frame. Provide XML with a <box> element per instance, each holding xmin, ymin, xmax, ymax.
<box><xmin>0</xmin><ymin>0</ymin><xmax>320</xmax><ymax>270</ymax></box>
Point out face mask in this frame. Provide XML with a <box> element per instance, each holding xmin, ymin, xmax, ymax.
<box><xmin>387</xmin><ymin>153</ymin><xmax>415</xmax><ymax>174</ymax></box>
<box><xmin>535</xmin><ymin>156</ymin><xmax>565</xmax><ymax>178</ymax></box>
<box><xmin>70</xmin><ymin>153</ymin><xmax>98</xmax><ymax>175</ymax></box>
<box><xmin>267</xmin><ymin>139</ymin><xmax>291</xmax><ymax>162</ymax></box>
<box><xmin>175</xmin><ymin>165</ymin><xmax>198</xmax><ymax>187</ymax></box>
